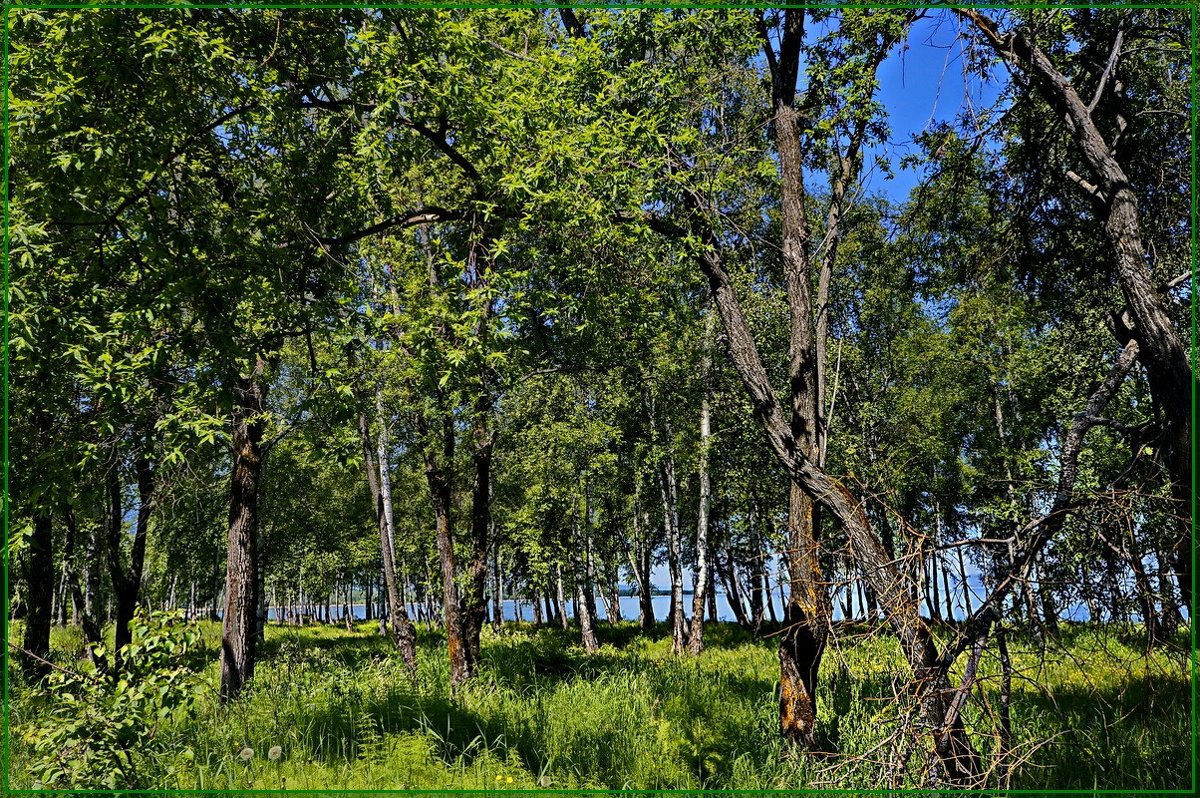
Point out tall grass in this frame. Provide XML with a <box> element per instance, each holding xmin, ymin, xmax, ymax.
<box><xmin>7</xmin><ymin>617</ymin><xmax>1190</xmax><ymax>790</ymax></box>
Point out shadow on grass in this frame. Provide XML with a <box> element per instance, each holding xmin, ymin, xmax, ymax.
<box><xmin>220</xmin><ymin>618</ymin><xmax>1190</xmax><ymax>790</ymax></box>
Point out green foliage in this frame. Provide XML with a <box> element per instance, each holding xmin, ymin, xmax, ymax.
<box><xmin>22</xmin><ymin>609</ymin><xmax>206</xmax><ymax>790</ymax></box>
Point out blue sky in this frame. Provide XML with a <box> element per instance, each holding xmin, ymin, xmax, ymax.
<box><xmin>867</xmin><ymin>10</ymin><xmax>1006</xmax><ymax>201</ymax></box>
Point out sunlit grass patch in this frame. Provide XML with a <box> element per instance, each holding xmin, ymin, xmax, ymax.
<box><xmin>8</xmin><ymin>617</ymin><xmax>1189</xmax><ymax>790</ymax></box>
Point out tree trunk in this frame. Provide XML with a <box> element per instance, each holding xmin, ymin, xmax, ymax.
<box><xmin>1156</xmin><ymin>547</ymin><xmax>1182</xmax><ymax>638</ymax></box>
<box><xmin>220</xmin><ymin>367</ymin><xmax>266</xmax><ymax>703</ymax></box>
<box><xmin>759</xmin><ymin>7</ymin><xmax>834</xmax><ymax>748</ymax></box>
<box><xmin>658</xmin><ymin>451</ymin><xmax>686</xmax><ymax>654</ymax></box>
<box><xmin>707</xmin><ymin>544</ymin><xmax>719</xmax><ymax>623</ymax></box>
<box><xmin>63</xmin><ymin>506</ymin><xmax>82</xmax><ymax>628</ymax></box>
<box><xmin>109</xmin><ymin>452</ymin><xmax>153</xmax><ymax>672</ymax></box>
<box><xmin>462</xmin><ymin>393</ymin><xmax>495</xmax><ymax>672</ymax></box>
<box><xmin>84</xmin><ymin>513</ymin><xmax>101</xmax><ymax>621</ymax></box>
<box><xmin>692</xmin><ymin>178</ymin><xmax>981</xmax><ymax>781</ymax></box>
<box><xmin>21</xmin><ymin>510</ymin><xmax>54</xmax><ymax>680</ymax></box>
<box><xmin>572</xmin><ymin>545</ymin><xmax>599</xmax><ymax>653</ymax></box>
<box><xmin>491</xmin><ymin>542</ymin><xmax>503</xmax><ymax>632</ymax></box>
<box><xmin>364</xmin><ymin>575</ymin><xmax>373</xmax><ymax>622</ymax></box>
<box><xmin>689</xmin><ymin>311</ymin><xmax>715</xmax><ymax>654</ymax></box>
<box><xmin>607</xmin><ymin>567</ymin><xmax>623</xmax><ymax>624</ymax></box>
<box><xmin>630</xmin><ymin>501</ymin><xmax>655</xmax><ymax>631</ymax></box>
<box><xmin>716</xmin><ymin>545</ymin><xmax>751</xmax><ymax>630</ymax></box>
<box><xmin>749</xmin><ymin>496</ymin><xmax>765</xmax><ymax>629</ymax></box>
<box><xmin>996</xmin><ymin>624</ymin><xmax>1014</xmax><ymax>788</ymax></box>
<box><xmin>581</xmin><ymin>479</ymin><xmax>601</xmax><ymax>627</ymax></box>
<box><xmin>358</xmin><ymin>402</ymin><xmax>417</xmax><ymax>672</ymax></box>
<box><xmin>421</xmin><ymin>408</ymin><xmax>469</xmax><ymax>687</ymax></box>
<box><xmin>555</xmin><ymin>564</ymin><xmax>569</xmax><ymax>630</ymax></box>
<box><xmin>780</xmin><ymin>480</ymin><xmax>830</xmax><ymax>749</ymax></box>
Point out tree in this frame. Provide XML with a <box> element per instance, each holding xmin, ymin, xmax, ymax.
<box><xmin>956</xmin><ymin>6</ymin><xmax>1193</xmax><ymax>609</ymax></box>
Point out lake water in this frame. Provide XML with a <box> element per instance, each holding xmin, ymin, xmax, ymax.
<box><xmin>255</xmin><ymin>564</ymin><xmax>1152</xmax><ymax>624</ymax></box>
<box><xmin>261</xmin><ymin>573</ymin><xmax>1104</xmax><ymax>624</ymax></box>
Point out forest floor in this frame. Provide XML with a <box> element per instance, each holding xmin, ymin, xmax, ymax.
<box><xmin>8</xmin><ymin>617</ymin><xmax>1192</xmax><ymax>790</ymax></box>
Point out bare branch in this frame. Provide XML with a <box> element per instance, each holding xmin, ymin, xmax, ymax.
<box><xmin>1087</xmin><ymin>22</ymin><xmax>1126</xmax><ymax>114</ymax></box>
<box><xmin>1164</xmin><ymin>270</ymin><xmax>1191</xmax><ymax>291</ymax></box>
<box><xmin>1066</xmin><ymin>169</ymin><xmax>1107</xmax><ymax>204</ymax></box>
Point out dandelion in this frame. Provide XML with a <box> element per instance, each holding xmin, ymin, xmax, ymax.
<box><xmin>495</xmin><ymin>775</ymin><xmax>502</xmax><ymax>782</ymax></box>
<box><xmin>505</xmin><ymin>776</ymin><xmax>513</xmax><ymax>784</ymax></box>
<box><xmin>268</xmin><ymin>745</ymin><xmax>282</xmax><ymax>761</ymax></box>
<box><xmin>239</xmin><ymin>747</ymin><xmax>254</xmax><ymax>761</ymax></box>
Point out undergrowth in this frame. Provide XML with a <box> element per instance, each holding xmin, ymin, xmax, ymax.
<box><xmin>7</xmin><ymin>616</ymin><xmax>1190</xmax><ymax>790</ymax></box>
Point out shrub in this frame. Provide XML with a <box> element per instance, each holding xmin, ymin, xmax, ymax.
<box><xmin>23</xmin><ymin>608</ymin><xmax>205</xmax><ymax>789</ymax></box>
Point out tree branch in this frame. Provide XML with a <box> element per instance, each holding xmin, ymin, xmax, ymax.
<box><xmin>316</xmin><ymin>206</ymin><xmax>464</xmax><ymax>247</ymax></box>
<box><xmin>1087</xmin><ymin>21</ymin><xmax>1126</xmax><ymax>114</ymax></box>
<box><xmin>559</xmin><ymin>8</ymin><xmax>587</xmax><ymax>40</ymax></box>
<box><xmin>939</xmin><ymin>338</ymin><xmax>1141</xmax><ymax>665</ymax></box>
<box><xmin>402</xmin><ymin>117</ymin><xmax>482</xmax><ymax>184</ymax></box>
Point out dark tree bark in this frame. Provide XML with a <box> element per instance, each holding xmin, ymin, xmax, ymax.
<box><xmin>219</xmin><ymin>366</ymin><xmax>267</xmax><ymax>702</ymax></box>
<box><xmin>21</xmin><ymin>511</ymin><xmax>54</xmax><ymax>681</ymax></box>
<box><xmin>420</xmin><ymin>406</ymin><xmax>469</xmax><ymax>686</ymax></box>
<box><xmin>461</xmin><ymin>390</ymin><xmax>496</xmax><ymax>672</ymax></box>
<box><xmin>689</xmin><ymin>182</ymin><xmax>982</xmax><ymax>782</ymax></box>
<box><xmin>108</xmin><ymin>451</ymin><xmax>153</xmax><ymax>672</ymax></box>
<box><xmin>756</xmin><ymin>8</ymin><xmax>832</xmax><ymax>749</ymax></box>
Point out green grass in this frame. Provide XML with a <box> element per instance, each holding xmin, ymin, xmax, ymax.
<box><xmin>7</xmin><ymin>617</ymin><xmax>1191</xmax><ymax>790</ymax></box>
